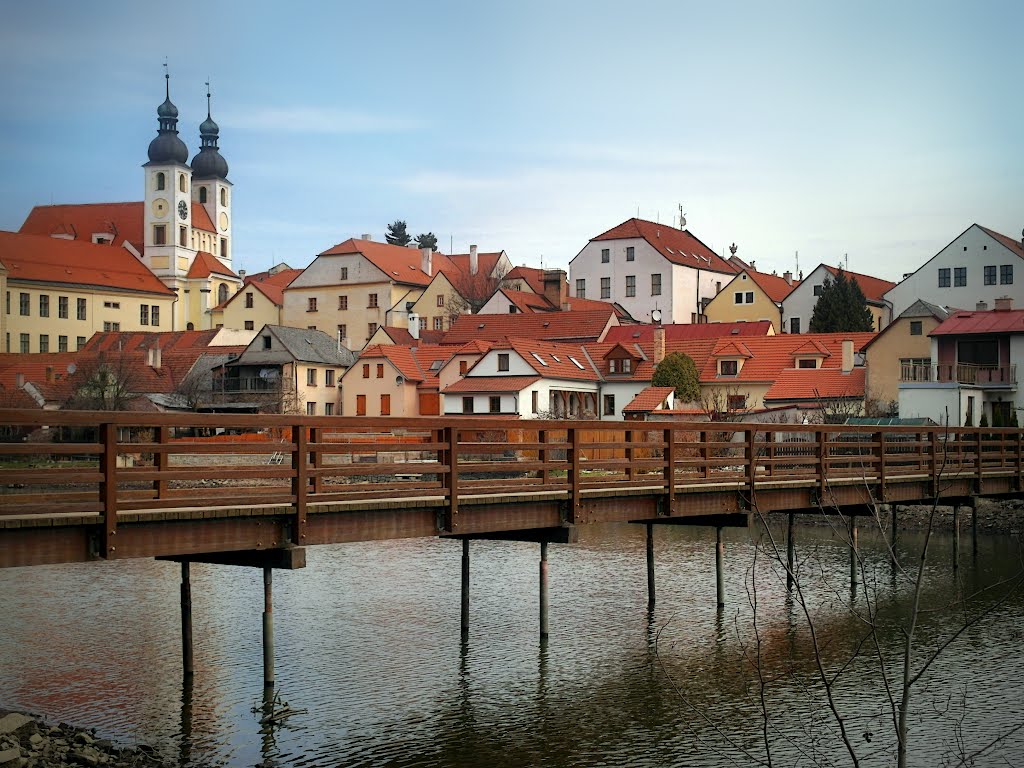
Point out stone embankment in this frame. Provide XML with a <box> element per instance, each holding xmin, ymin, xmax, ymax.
<box><xmin>794</xmin><ymin>497</ymin><xmax>1024</xmax><ymax>536</ymax></box>
<box><xmin>0</xmin><ymin>712</ymin><xmax>169</xmax><ymax>768</ymax></box>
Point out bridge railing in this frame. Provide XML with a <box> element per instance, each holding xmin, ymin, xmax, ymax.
<box><xmin>1</xmin><ymin>410</ymin><xmax>1021</xmax><ymax>554</ymax></box>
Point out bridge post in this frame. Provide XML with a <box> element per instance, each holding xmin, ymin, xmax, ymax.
<box><xmin>953</xmin><ymin>505</ymin><xmax>961</xmax><ymax>570</ymax></box>
<box><xmin>263</xmin><ymin>567</ymin><xmax>274</xmax><ymax>688</ymax></box>
<box><xmin>849</xmin><ymin>516</ymin><xmax>859</xmax><ymax>587</ymax></box>
<box><xmin>786</xmin><ymin>512</ymin><xmax>795</xmax><ymax>592</ymax></box>
<box><xmin>539</xmin><ymin>541</ymin><xmax>549</xmax><ymax>640</ymax></box>
<box><xmin>181</xmin><ymin>562</ymin><xmax>193</xmax><ymax>678</ymax></box>
<box><xmin>646</xmin><ymin>523</ymin><xmax>655</xmax><ymax>606</ymax></box>
<box><xmin>715</xmin><ymin>527</ymin><xmax>725</xmax><ymax>608</ymax></box>
<box><xmin>890</xmin><ymin>505</ymin><xmax>898</xmax><ymax>549</ymax></box>
<box><xmin>461</xmin><ymin>539</ymin><xmax>470</xmax><ymax>639</ymax></box>
<box><xmin>100</xmin><ymin>423</ymin><xmax>118</xmax><ymax>559</ymax></box>
<box><xmin>972</xmin><ymin>500</ymin><xmax>978</xmax><ymax>558</ymax></box>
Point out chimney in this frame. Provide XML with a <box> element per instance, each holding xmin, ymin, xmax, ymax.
<box><xmin>842</xmin><ymin>340</ymin><xmax>853</xmax><ymax>374</ymax></box>
<box><xmin>469</xmin><ymin>244</ymin><xmax>479</xmax><ymax>276</ymax></box>
<box><xmin>783</xmin><ymin>270</ymin><xmax>793</xmax><ymax>286</ymax></box>
<box><xmin>994</xmin><ymin>296</ymin><xmax>1013</xmax><ymax>312</ymax></box>
<box><xmin>976</xmin><ymin>301</ymin><xmax>989</xmax><ymax>312</ymax></box>
<box><xmin>362</xmin><ymin>233</ymin><xmax>372</xmax><ymax>241</ymax></box>
<box><xmin>421</xmin><ymin>247</ymin><xmax>433</xmax><ymax>277</ymax></box>
<box><xmin>238</xmin><ymin>269</ymin><xmax>246</xmax><ymax>282</ymax></box>
<box><xmin>543</xmin><ymin>269</ymin><xmax>569</xmax><ymax>311</ymax></box>
<box><xmin>653</xmin><ymin>326</ymin><xmax>666</xmax><ymax>365</ymax></box>
<box><xmin>15</xmin><ymin>373</ymin><xmax>24</xmax><ymax>388</ymax></box>
<box><xmin>408</xmin><ymin>313</ymin><xmax>420</xmax><ymax>340</ymax></box>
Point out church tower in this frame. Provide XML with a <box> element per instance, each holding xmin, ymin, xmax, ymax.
<box><xmin>190</xmin><ymin>83</ymin><xmax>233</xmax><ymax>270</ymax></box>
<box><xmin>142</xmin><ymin>70</ymin><xmax>196</xmax><ymax>284</ymax></box>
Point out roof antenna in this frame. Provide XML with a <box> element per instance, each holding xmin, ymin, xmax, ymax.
<box><xmin>678</xmin><ymin>203</ymin><xmax>686</xmax><ymax>229</ymax></box>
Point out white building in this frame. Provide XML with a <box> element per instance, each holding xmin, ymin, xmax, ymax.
<box><xmin>780</xmin><ymin>264</ymin><xmax>895</xmax><ymax>334</ymax></box>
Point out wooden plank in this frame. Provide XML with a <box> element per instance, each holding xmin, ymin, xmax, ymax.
<box><xmin>294</xmin><ymin>424</ymin><xmax>309</xmax><ymax>545</ymax></box>
<box><xmin>100</xmin><ymin>423</ymin><xmax>117</xmax><ymax>559</ymax></box>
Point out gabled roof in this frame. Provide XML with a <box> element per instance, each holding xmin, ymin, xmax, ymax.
<box><xmin>604</xmin><ymin>321</ymin><xmax>773</xmax><ymax>344</ymax></box>
<box><xmin>622</xmin><ymin>386</ymin><xmax>675</xmax><ymax>413</ymax></box>
<box><xmin>492</xmin><ymin>339</ymin><xmax>599</xmax><ymax>381</ymax></box>
<box><xmin>191</xmin><ymin>204</ymin><xmax>216</xmax><ymax>233</ymax></box>
<box><xmin>446</xmin><ymin>251</ymin><xmax>505</xmax><ymax>278</ymax></box>
<box><xmin>714</xmin><ymin>340</ymin><xmax>754</xmax><ymax>358</ymax></box>
<box><xmin>764</xmin><ymin>368</ymin><xmax>866</xmax><ymax>402</ymax></box>
<box><xmin>243</xmin><ymin>326</ymin><xmax>354</xmax><ymax>366</ymax></box>
<box><xmin>821</xmin><ymin>265</ymin><xmax>896</xmax><ymax>303</ymax></box>
<box><xmin>503</xmin><ymin>266</ymin><xmax>546</xmax><ymax>293</ymax></box>
<box><xmin>698</xmin><ymin>333</ymin><xmax>875</xmax><ymax>383</ymax></box>
<box><xmin>374</xmin><ymin>326</ymin><xmax>417</xmax><ymax>345</ymax></box>
<box><xmin>790</xmin><ymin>339</ymin><xmax>832</xmax><ymax>358</ymax></box>
<box><xmin>743</xmin><ymin>269</ymin><xmax>799</xmax><ymax>302</ymax></box>
<box><xmin>443</xmin><ymin>308</ymin><xmax>616</xmax><ymax>344</ymax></box>
<box><xmin>583</xmin><ymin>341</ymin><xmax>656</xmax><ymax>381</ymax></box>
<box><xmin>494</xmin><ymin>289</ymin><xmax>554</xmax><ymax>313</ymax></box>
<box><xmin>583</xmin><ymin>218</ymin><xmax>740</xmax><ymax>275</ymax></box>
<box><xmin>930</xmin><ymin>307</ymin><xmax>1024</xmax><ymax>336</ymax></box>
<box><xmin>357</xmin><ymin>344</ymin><xmax>456</xmax><ymax>387</ymax></box>
<box><xmin>978</xmin><ymin>225</ymin><xmax>1024</xmax><ymax>259</ymax></box>
<box><xmin>443</xmin><ymin>375</ymin><xmax>541</xmax><ymax>394</ymax></box>
<box><xmin>454</xmin><ymin>339</ymin><xmax>495</xmax><ymax>355</ymax></box>
<box><xmin>317</xmin><ymin>238</ymin><xmax>458</xmax><ymax>287</ymax></box>
<box><xmin>861</xmin><ymin>299</ymin><xmax>951</xmax><ymax>352</ymax></box>
<box><xmin>0</xmin><ymin>230</ymin><xmax>173</xmax><ymax>296</ymax></box>
<box><xmin>217</xmin><ymin>267</ymin><xmax>302</xmax><ymax>309</ymax></box>
<box><xmin>20</xmin><ymin>202</ymin><xmax>144</xmax><ymax>252</ymax></box>
<box><xmin>187</xmin><ymin>250</ymin><xmax>238</xmax><ymax>279</ymax></box>
<box><xmin>83</xmin><ymin>329</ymin><xmax>225</xmax><ymax>352</ymax></box>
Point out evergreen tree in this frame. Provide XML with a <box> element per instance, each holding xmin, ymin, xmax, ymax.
<box><xmin>414</xmin><ymin>232</ymin><xmax>438</xmax><ymax>252</ymax></box>
<box><xmin>385</xmin><ymin>220</ymin><xmax>412</xmax><ymax>247</ymax></box>
<box><xmin>652</xmin><ymin>352</ymin><xmax>701</xmax><ymax>402</ymax></box>
<box><xmin>808</xmin><ymin>268</ymin><xmax>875</xmax><ymax>333</ymax></box>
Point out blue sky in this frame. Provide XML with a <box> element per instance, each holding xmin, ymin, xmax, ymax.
<box><xmin>0</xmin><ymin>0</ymin><xmax>1020</xmax><ymax>281</ymax></box>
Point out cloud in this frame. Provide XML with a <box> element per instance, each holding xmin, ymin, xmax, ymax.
<box><xmin>223</xmin><ymin>106</ymin><xmax>424</xmax><ymax>135</ymax></box>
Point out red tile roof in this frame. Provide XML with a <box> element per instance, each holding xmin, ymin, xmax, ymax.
<box><xmin>82</xmin><ymin>329</ymin><xmax>224</xmax><ymax>352</ymax></box>
<box><xmin>978</xmin><ymin>226</ymin><xmax>1024</xmax><ymax>259</ymax></box>
<box><xmin>446</xmin><ymin>251</ymin><xmax>505</xmax><ymax>278</ymax></box>
<box><xmin>0</xmin><ymin>231</ymin><xmax>174</xmax><ymax>295</ymax></box>
<box><xmin>20</xmin><ymin>202</ymin><xmax>144</xmax><ymax>252</ymax></box>
<box><xmin>443</xmin><ymin>375</ymin><xmax>541</xmax><ymax>393</ymax></box>
<box><xmin>442</xmin><ymin>308</ymin><xmax>616</xmax><ymax>345</ymax></box>
<box><xmin>376</xmin><ymin>326</ymin><xmax>417</xmax><ymax>345</ymax></box>
<box><xmin>698</xmin><ymin>333</ymin><xmax>876</xmax><ymax>383</ymax></box>
<box><xmin>764</xmin><ymin>368</ymin><xmax>866</xmax><ymax>402</ymax></box>
<box><xmin>930</xmin><ymin>307</ymin><xmax>1024</xmax><ymax>336</ymax></box>
<box><xmin>744</xmin><ymin>269</ymin><xmax>798</xmax><ymax>302</ymax></box>
<box><xmin>191</xmin><ymin>204</ymin><xmax>216</xmax><ymax>233</ymax></box>
<box><xmin>318</xmin><ymin>239</ymin><xmax>458</xmax><ymax>287</ymax></box>
<box><xmin>822</xmin><ymin>265</ymin><xmax>896</xmax><ymax>303</ymax></box>
<box><xmin>357</xmin><ymin>344</ymin><xmax>456</xmax><ymax>387</ymax></box>
<box><xmin>588</xmin><ymin>218</ymin><xmax>740</xmax><ymax>275</ymax></box>
<box><xmin>504</xmin><ymin>266</ymin><xmax>546</xmax><ymax>293</ymax></box>
<box><xmin>622</xmin><ymin>386</ymin><xmax>675</xmax><ymax>413</ymax></box>
<box><xmin>187</xmin><ymin>250</ymin><xmax>238</xmax><ymax>279</ymax></box>
<box><xmin>221</xmin><ymin>268</ymin><xmax>302</xmax><ymax>309</ymax></box>
<box><xmin>604</xmin><ymin>321</ymin><xmax>773</xmax><ymax>344</ymax></box>
<box><xmin>485</xmin><ymin>339</ymin><xmax>598</xmax><ymax>381</ymax></box>
<box><xmin>491</xmin><ymin>289</ymin><xmax>553</xmax><ymax>313</ymax></box>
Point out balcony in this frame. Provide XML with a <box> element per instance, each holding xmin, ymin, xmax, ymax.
<box><xmin>900</xmin><ymin>363</ymin><xmax>1017</xmax><ymax>387</ymax></box>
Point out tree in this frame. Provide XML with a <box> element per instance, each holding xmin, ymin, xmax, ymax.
<box><xmin>651</xmin><ymin>352</ymin><xmax>701</xmax><ymax>402</ymax></box>
<box><xmin>808</xmin><ymin>268</ymin><xmax>875</xmax><ymax>333</ymax></box>
<box><xmin>63</xmin><ymin>353</ymin><xmax>141</xmax><ymax>411</ymax></box>
<box><xmin>414</xmin><ymin>232</ymin><xmax>438</xmax><ymax>252</ymax></box>
<box><xmin>445</xmin><ymin>264</ymin><xmax>512</xmax><ymax>322</ymax></box>
<box><xmin>385</xmin><ymin>220</ymin><xmax>412</xmax><ymax>247</ymax></box>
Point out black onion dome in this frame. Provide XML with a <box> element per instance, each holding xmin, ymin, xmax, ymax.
<box><xmin>199</xmin><ymin>114</ymin><xmax>219</xmax><ymax>136</ymax></box>
<box><xmin>157</xmin><ymin>96</ymin><xmax>179</xmax><ymax>119</ymax></box>
<box><xmin>148</xmin><ymin>133</ymin><xmax>190</xmax><ymax>164</ymax></box>
<box><xmin>190</xmin><ymin>147</ymin><xmax>229</xmax><ymax>179</ymax></box>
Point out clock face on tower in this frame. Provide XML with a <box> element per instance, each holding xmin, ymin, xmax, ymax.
<box><xmin>178</xmin><ymin>200</ymin><xmax>188</xmax><ymax>220</ymax></box>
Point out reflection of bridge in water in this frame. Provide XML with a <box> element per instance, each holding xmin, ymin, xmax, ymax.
<box><xmin>1</xmin><ymin>409</ymin><xmax>1020</xmax><ymax>685</ymax></box>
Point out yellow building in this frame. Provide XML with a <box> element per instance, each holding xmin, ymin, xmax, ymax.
<box><xmin>703</xmin><ymin>269</ymin><xmax>797</xmax><ymax>333</ymax></box>
<box><xmin>0</xmin><ymin>231</ymin><xmax>176</xmax><ymax>353</ymax></box>
<box><xmin>212</xmin><ymin>266</ymin><xmax>301</xmax><ymax>331</ymax></box>
<box><xmin>862</xmin><ymin>300</ymin><xmax>949</xmax><ymax>410</ymax></box>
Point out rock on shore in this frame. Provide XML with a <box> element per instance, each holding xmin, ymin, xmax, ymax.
<box><xmin>0</xmin><ymin>711</ymin><xmax>169</xmax><ymax>768</ymax></box>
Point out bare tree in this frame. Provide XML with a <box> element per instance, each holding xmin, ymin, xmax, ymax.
<box><xmin>445</xmin><ymin>264</ymin><xmax>512</xmax><ymax>322</ymax></box>
<box><xmin>64</xmin><ymin>352</ymin><xmax>142</xmax><ymax>411</ymax></box>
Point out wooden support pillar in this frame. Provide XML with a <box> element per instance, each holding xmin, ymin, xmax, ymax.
<box><xmin>786</xmin><ymin>512</ymin><xmax>795</xmax><ymax>592</ymax></box>
<box><xmin>263</xmin><ymin>567</ymin><xmax>274</xmax><ymax>688</ymax></box>
<box><xmin>646</xmin><ymin>523</ymin><xmax>655</xmax><ymax>606</ymax></box>
<box><xmin>849</xmin><ymin>517</ymin><xmax>859</xmax><ymax>588</ymax></box>
<box><xmin>715</xmin><ymin>527</ymin><xmax>725</xmax><ymax>608</ymax></box>
<box><xmin>539</xmin><ymin>541</ymin><xmax>549</xmax><ymax>640</ymax></box>
<box><xmin>953</xmin><ymin>505</ymin><xmax>961</xmax><ymax>570</ymax></box>
<box><xmin>181</xmin><ymin>562</ymin><xmax>194</xmax><ymax>678</ymax></box>
<box><xmin>461</xmin><ymin>539</ymin><xmax>470</xmax><ymax>639</ymax></box>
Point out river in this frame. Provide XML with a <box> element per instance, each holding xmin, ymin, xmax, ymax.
<box><xmin>2</xmin><ymin>521</ymin><xmax>1023</xmax><ymax>766</ymax></box>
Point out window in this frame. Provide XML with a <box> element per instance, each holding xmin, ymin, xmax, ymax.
<box><xmin>790</xmin><ymin>317</ymin><xmax>800</xmax><ymax>334</ymax></box>
<box><xmin>199</xmin><ymin>187</ymin><xmax>208</xmax><ymax>204</ymax></box>
<box><xmin>262</xmin><ymin>335</ymin><xmax>272</xmax><ymax>350</ymax></box>
<box><xmin>954</xmin><ymin>267</ymin><xmax>967</xmax><ymax>287</ymax></box>
<box><xmin>626</xmin><ymin>246</ymin><xmax>635</xmax><ymax>262</ymax></box>
<box><xmin>651</xmin><ymin>274</ymin><xmax>662</xmax><ymax>296</ymax></box>
<box><xmin>179</xmin><ymin>226</ymin><xmax>188</xmax><ymax>247</ymax></box>
<box><xmin>306</xmin><ymin>402</ymin><xmax>317</xmax><ymax>416</ymax></box>
<box><xmin>220</xmin><ymin>237</ymin><xmax>228</xmax><ymax>260</ymax></box>
<box><xmin>420</xmin><ymin>317</ymin><xmax>428</xmax><ymax>331</ymax></box>
<box><xmin>140</xmin><ymin>305</ymin><xmax>149</xmax><ymax>325</ymax></box>
<box><xmin>985</xmin><ymin>265</ymin><xmax>997</xmax><ymax>285</ymax></box>
<box><xmin>910</xmin><ymin>320</ymin><xmax>923</xmax><ymax>336</ymax></box>
<box><xmin>625</xmin><ymin>275</ymin><xmax>636</xmax><ymax>297</ymax></box>
<box><xmin>39</xmin><ymin>335</ymin><xmax>48</xmax><ymax>353</ymax></box>
<box><xmin>179</xmin><ymin>173</ymin><xmax>187</xmax><ymax>192</ymax></box>
<box><xmin>156</xmin><ymin>172</ymin><xmax>165</xmax><ymax>190</ymax></box>
<box><xmin>462</xmin><ymin>397</ymin><xmax>474</xmax><ymax>414</ymax></box>
<box><xmin>1001</xmin><ymin>264</ymin><xmax>1014</xmax><ymax>285</ymax></box>
<box><xmin>489</xmin><ymin>396</ymin><xmax>501</xmax><ymax>413</ymax></box>
<box><xmin>601</xmin><ymin>248</ymin><xmax>610</xmax><ymax>263</ymax></box>
<box><xmin>433</xmin><ymin>316</ymin><xmax>443</xmax><ymax>330</ymax></box>
<box><xmin>734</xmin><ymin>291</ymin><xmax>754</xmax><ymax>304</ymax></box>
<box><xmin>218</xmin><ymin>284</ymin><xmax>228</xmax><ymax>305</ymax></box>
<box><xmin>609</xmin><ymin>358</ymin><xmax>632</xmax><ymax>374</ymax></box>
<box><xmin>19</xmin><ymin>293</ymin><xmax>29</xmax><ymax>316</ymax></box>
<box><xmin>220</xmin><ymin>188</ymin><xmax>227</xmax><ymax>206</ymax></box>
<box><xmin>720</xmin><ymin>360</ymin><xmax>738</xmax><ymax>376</ymax></box>
<box><xmin>603</xmin><ymin>394</ymin><xmax>616</xmax><ymax>416</ymax></box>
<box><xmin>362</xmin><ymin>364</ymin><xmax>370</xmax><ymax>378</ymax></box>
<box><xmin>340</xmin><ymin>267</ymin><xmax>349</xmax><ymax>280</ymax></box>
<box><xmin>727</xmin><ymin>394</ymin><xmax>747</xmax><ymax>411</ymax></box>
<box><xmin>307</xmin><ymin>297</ymin><xmax>318</xmax><ymax>312</ymax></box>
<box><xmin>103</xmin><ymin>321</ymin><xmax>121</xmax><ymax>332</ymax></box>
<box><xmin>307</xmin><ymin>368</ymin><xmax>318</xmax><ymax>386</ymax></box>
<box><xmin>153</xmin><ymin>225</ymin><xmax>166</xmax><ymax>245</ymax></box>
<box><xmin>601</xmin><ymin>277</ymin><xmax>611</xmax><ymax>299</ymax></box>
<box><xmin>58</xmin><ymin>296</ymin><xmax>68</xmax><ymax>319</ymax></box>
<box><xmin>436</xmin><ymin>295</ymin><xmax>445</xmax><ymax>307</ymax></box>
<box><xmin>532</xmin><ymin>391</ymin><xmax>538</xmax><ymax>414</ymax></box>
<box><xmin>239</xmin><ymin>292</ymin><xmax>252</xmax><ymax>310</ymax></box>
<box><xmin>19</xmin><ymin>333</ymin><xmax>29</xmax><ymax>353</ymax></box>
<box><xmin>746</xmin><ymin>291</ymin><xmax>754</xmax><ymax>303</ymax></box>
<box><xmin>324</xmin><ymin>403</ymin><xmax>334</xmax><ymax>416</ymax></box>
<box><xmin>337</xmin><ymin>295</ymin><xmax>347</xmax><ymax>310</ymax></box>
<box><xmin>376</xmin><ymin>364</ymin><xmax>384</xmax><ymax>378</ymax></box>
<box><xmin>368</xmin><ymin>293</ymin><xmax>378</xmax><ymax>308</ymax></box>
<box><xmin>244</xmin><ymin>320</ymin><xmax>255</xmax><ymax>330</ymax></box>
<box><xmin>381</xmin><ymin>394</ymin><xmax>391</xmax><ymax>415</ymax></box>
<box><xmin>58</xmin><ymin>336</ymin><xmax>68</xmax><ymax>352</ymax></box>
<box><xmin>326</xmin><ymin>369</ymin><xmax>335</xmax><ymax>386</ymax></box>
<box><xmin>356</xmin><ymin>395</ymin><xmax>366</xmax><ymax>416</ymax></box>
<box><xmin>459</xmin><ymin>360</ymin><xmax>468</xmax><ymax>375</ymax></box>
<box><xmin>498</xmin><ymin>353</ymin><xmax>510</xmax><ymax>371</ymax></box>
<box><xmin>813</xmin><ymin>284</ymin><xmax>823</xmax><ymax>297</ymax></box>
<box><xmin>938</xmin><ymin>267</ymin><xmax>950</xmax><ymax>287</ymax></box>
<box><xmin>103</xmin><ymin>301</ymin><xmax>121</xmax><ymax>309</ymax></box>
<box><xmin>3</xmin><ymin>292</ymin><xmax>7</xmax><ymax>315</ymax></box>
<box><xmin>337</xmin><ymin>324</ymin><xmax>347</xmax><ymax>341</ymax></box>
<box><xmin>368</xmin><ymin>322</ymin><xmax>378</xmax><ymax>336</ymax></box>
<box><xmin>39</xmin><ymin>295</ymin><xmax>49</xmax><ymax>317</ymax></box>
<box><xmin>77</xmin><ymin>336</ymin><xmax>86</xmax><ymax>350</ymax></box>
<box><xmin>797</xmin><ymin>358</ymin><xmax>817</xmax><ymax>369</ymax></box>
<box><xmin>151</xmin><ymin>305</ymin><xmax>160</xmax><ymax>327</ymax></box>
<box><xmin>575</xmin><ymin>279</ymin><xmax>586</xmax><ymax>298</ymax></box>
<box><xmin>76</xmin><ymin>298</ymin><xmax>87</xmax><ymax>320</ymax></box>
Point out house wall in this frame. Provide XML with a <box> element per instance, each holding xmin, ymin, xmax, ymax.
<box><xmin>182</xmin><ymin>276</ymin><xmax>238</xmax><ymax>331</ymax></box>
<box><xmin>3</xmin><ymin>282</ymin><xmax>175</xmax><ymax>353</ymax></box>
<box><xmin>570</xmin><ymin>238</ymin><xmax>679</xmax><ymax>323</ymax></box>
<box><xmin>214</xmin><ymin>288</ymin><xmax>281</xmax><ymax>331</ymax></box>
<box><xmin>885</xmin><ymin>225</ymin><xmax>1024</xmax><ymax>318</ymax></box>
<box><xmin>600</xmin><ymin>381</ymin><xmax>654</xmax><ymax>420</ymax></box>
<box><xmin>781</xmin><ymin>265</ymin><xmax>889</xmax><ymax>334</ymax></box>
<box><xmin>437</xmin><ymin>352</ymin><xmax>487</xmax><ymax>392</ymax></box>
<box><xmin>704</xmin><ymin>273</ymin><xmax>783</xmax><ymax>331</ymax></box>
<box><xmin>864</xmin><ymin>315</ymin><xmax>941</xmax><ymax>406</ymax></box>
<box><xmin>408</xmin><ymin>272</ymin><xmax>460</xmax><ymax>332</ymax></box>
<box><xmin>294</xmin><ymin>361</ymin><xmax>342</xmax><ymax>416</ymax></box>
<box><xmin>700</xmin><ymin>381</ymin><xmax>772</xmax><ymax>412</ymax></box>
<box><xmin>339</xmin><ymin>359</ymin><xmax>418</xmax><ymax>417</ymax></box>
<box><xmin>898</xmin><ymin>383</ymin><xmax>964</xmax><ymax>426</ymax></box>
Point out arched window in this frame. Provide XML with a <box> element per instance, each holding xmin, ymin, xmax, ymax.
<box><xmin>179</xmin><ymin>173</ymin><xmax>187</xmax><ymax>192</ymax></box>
<box><xmin>199</xmin><ymin>187</ymin><xmax>207</xmax><ymax>204</ymax></box>
<box><xmin>220</xmin><ymin>188</ymin><xmax>227</xmax><ymax>206</ymax></box>
<box><xmin>156</xmin><ymin>172</ymin><xmax>165</xmax><ymax>191</ymax></box>
<box><xmin>218</xmin><ymin>283</ymin><xmax>228</xmax><ymax>305</ymax></box>
<box><xmin>186</xmin><ymin>322</ymin><xmax>195</xmax><ymax>331</ymax></box>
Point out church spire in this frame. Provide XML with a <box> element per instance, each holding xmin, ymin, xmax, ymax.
<box><xmin>192</xmin><ymin>79</ymin><xmax>229</xmax><ymax>179</ymax></box>
<box><xmin>147</xmin><ymin>63</ymin><xmax>189</xmax><ymax>164</ymax></box>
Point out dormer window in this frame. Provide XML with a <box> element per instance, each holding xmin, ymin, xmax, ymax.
<box><xmin>720</xmin><ymin>360</ymin><xmax>738</xmax><ymax>376</ymax></box>
<box><xmin>609</xmin><ymin>358</ymin><xmax>632</xmax><ymax>374</ymax></box>
<box><xmin>797</xmin><ymin>358</ymin><xmax>817</xmax><ymax>369</ymax></box>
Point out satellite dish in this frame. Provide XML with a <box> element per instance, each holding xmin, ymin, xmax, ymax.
<box><xmin>651</xmin><ymin>309</ymin><xmax>662</xmax><ymax>324</ymax></box>
<box><xmin>66</xmin><ymin>363</ymin><xmax>76</xmax><ymax>374</ymax></box>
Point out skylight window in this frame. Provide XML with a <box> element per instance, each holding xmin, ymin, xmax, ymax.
<box><xmin>531</xmin><ymin>352</ymin><xmax>548</xmax><ymax>367</ymax></box>
<box><xmin>552</xmin><ymin>355</ymin><xmax>561</xmax><ymax>362</ymax></box>
<box><xmin>569</xmin><ymin>357</ymin><xmax>585</xmax><ymax>370</ymax></box>
<box><xmin>666</xmin><ymin>247</ymin><xmax>675</xmax><ymax>254</ymax></box>
<box><xmin>430</xmin><ymin>360</ymin><xmax>443</xmax><ymax>371</ymax></box>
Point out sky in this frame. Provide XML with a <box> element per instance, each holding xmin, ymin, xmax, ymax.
<box><xmin>0</xmin><ymin>0</ymin><xmax>1021</xmax><ymax>282</ymax></box>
